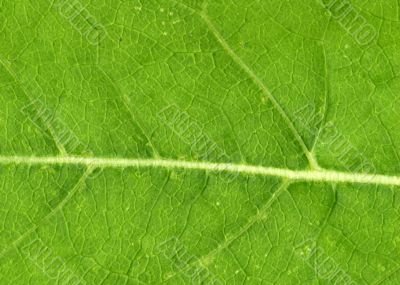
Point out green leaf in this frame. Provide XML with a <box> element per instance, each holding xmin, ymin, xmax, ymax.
<box><xmin>0</xmin><ymin>0</ymin><xmax>399</xmax><ymax>284</ymax></box>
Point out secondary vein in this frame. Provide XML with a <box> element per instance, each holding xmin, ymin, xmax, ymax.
<box><xmin>198</xmin><ymin>8</ymin><xmax>320</xmax><ymax>170</ymax></box>
<box><xmin>0</xmin><ymin>155</ymin><xmax>399</xmax><ymax>187</ymax></box>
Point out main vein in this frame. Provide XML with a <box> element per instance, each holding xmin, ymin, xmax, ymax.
<box><xmin>0</xmin><ymin>155</ymin><xmax>399</xmax><ymax>186</ymax></box>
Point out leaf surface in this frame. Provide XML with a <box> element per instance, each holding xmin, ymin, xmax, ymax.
<box><xmin>1</xmin><ymin>0</ymin><xmax>400</xmax><ymax>284</ymax></box>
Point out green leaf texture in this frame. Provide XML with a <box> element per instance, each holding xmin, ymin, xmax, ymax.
<box><xmin>1</xmin><ymin>0</ymin><xmax>400</xmax><ymax>284</ymax></box>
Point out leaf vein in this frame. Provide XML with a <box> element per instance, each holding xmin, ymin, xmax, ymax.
<box><xmin>0</xmin><ymin>155</ymin><xmax>399</xmax><ymax>186</ymax></box>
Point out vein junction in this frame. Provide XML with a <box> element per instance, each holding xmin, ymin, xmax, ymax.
<box><xmin>0</xmin><ymin>155</ymin><xmax>399</xmax><ymax>187</ymax></box>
